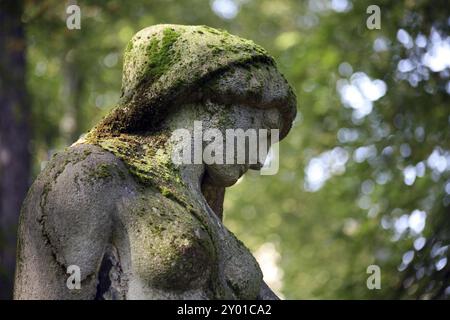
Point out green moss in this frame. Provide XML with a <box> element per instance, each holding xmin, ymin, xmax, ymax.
<box><xmin>91</xmin><ymin>163</ymin><xmax>113</xmax><ymax>180</ymax></box>
<box><xmin>81</xmin><ymin>132</ymin><xmax>223</xmax><ymax>273</ymax></box>
<box><xmin>89</xmin><ymin>24</ymin><xmax>279</xmax><ymax>136</ymax></box>
<box><xmin>142</xmin><ymin>27</ymin><xmax>181</xmax><ymax>83</ymax></box>
<box><xmin>160</xmin><ymin>186</ymin><xmax>172</xmax><ymax>197</ymax></box>
<box><xmin>84</xmin><ymin>132</ymin><xmax>190</xmax><ymax>208</ymax></box>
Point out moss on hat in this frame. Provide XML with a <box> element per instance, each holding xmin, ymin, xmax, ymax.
<box><xmin>89</xmin><ymin>24</ymin><xmax>296</xmax><ymax>138</ymax></box>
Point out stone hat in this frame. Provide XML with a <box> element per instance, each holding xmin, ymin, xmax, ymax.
<box><xmin>91</xmin><ymin>24</ymin><xmax>297</xmax><ymax>139</ymax></box>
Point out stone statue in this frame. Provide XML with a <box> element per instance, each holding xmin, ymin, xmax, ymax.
<box><xmin>14</xmin><ymin>25</ymin><xmax>296</xmax><ymax>299</ymax></box>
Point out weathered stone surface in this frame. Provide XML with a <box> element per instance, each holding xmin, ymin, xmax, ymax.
<box><xmin>92</xmin><ymin>24</ymin><xmax>296</xmax><ymax>139</ymax></box>
<box><xmin>14</xmin><ymin>24</ymin><xmax>297</xmax><ymax>300</ymax></box>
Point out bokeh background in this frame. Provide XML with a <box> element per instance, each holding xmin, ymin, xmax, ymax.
<box><xmin>1</xmin><ymin>0</ymin><xmax>449</xmax><ymax>299</ymax></box>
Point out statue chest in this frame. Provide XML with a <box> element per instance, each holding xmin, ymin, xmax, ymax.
<box><xmin>118</xmin><ymin>192</ymin><xmax>262</xmax><ymax>299</ymax></box>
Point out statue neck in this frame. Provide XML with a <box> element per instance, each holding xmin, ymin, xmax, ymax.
<box><xmin>82</xmin><ymin>131</ymin><xmax>225</xmax><ymax>221</ymax></box>
<box><xmin>177</xmin><ymin>163</ymin><xmax>225</xmax><ymax>221</ymax></box>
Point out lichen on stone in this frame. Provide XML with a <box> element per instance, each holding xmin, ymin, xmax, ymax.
<box><xmin>85</xmin><ymin>131</ymin><xmax>191</xmax><ymax>212</ymax></box>
<box><xmin>85</xmin><ymin>25</ymin><xmax>274</xmax><ymax>207</ymax></box>
<box><xmin>88</xmin><ymin>24</ymin><xmax>276</xmax><ymax>137</ymax></box>
<box><xmin>141</xmin><ymin>28</ymin><xmax>181</xmax><ymax>84</ymax></box>
<box><xmin>84</xmin><ymin>24</ymin><xmax>297</xmax><ymax>220</ymax></box>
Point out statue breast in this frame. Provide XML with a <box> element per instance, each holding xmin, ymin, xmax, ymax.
<box><xmin>120</xmin><ymin>190</ymin><xmax>216</xmax><ymax>293</ymax></box>
<box><xmin>116</xmin><ymin>188</ymin><xmax>263</xmax><ymax>299</ymax></box>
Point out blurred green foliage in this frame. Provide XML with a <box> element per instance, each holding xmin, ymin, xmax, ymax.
<box><xmin>22</xmin><ymin>0</ymin><xmax>450</xmax><ymax>299</ymax></box>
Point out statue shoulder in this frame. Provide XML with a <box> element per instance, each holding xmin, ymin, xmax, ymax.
<box><xmin>28</xmin><ymin>143</ymin><xmax>138</xmax><ymax>222</ymax></box>
<box><xmin>35</xmin><ymin>143</ymin><xmax>132</xmax><ymax>198</ymax></box>
<box><xmin>20</xmin><ymin>144</ymin><xmax>134</xmax><ymax>276</ymax></box>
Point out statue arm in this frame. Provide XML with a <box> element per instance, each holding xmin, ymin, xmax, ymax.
<box><xmin>14</xmin><ymin>145</ymin><xmax>123</xmax><ymax>299</ymax></box>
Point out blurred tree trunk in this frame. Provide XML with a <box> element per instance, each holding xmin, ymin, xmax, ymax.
<box><xmin>0</xmin><ymin>0</ymin><xmax>30</xmax><ymax>299</ymax></box>
<box><xmin>60</xmin><ymin>53</ymin><xmax>83</xmax><ymax>144</ymax></box>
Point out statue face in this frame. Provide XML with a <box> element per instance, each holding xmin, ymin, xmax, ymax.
<box><xmin>167</xmin><ymin>64</ymin><xmax>292</xmax><ymax>187</ymax></box>
<box><xmin>204</xmin><ymin>105</ymin><xmax>282</xmax><ymax>187</ymax></box>
<box><xmin>199</xmin><ymin>64</ymin><xmax>287</xmax><ymax>187</ymax></box>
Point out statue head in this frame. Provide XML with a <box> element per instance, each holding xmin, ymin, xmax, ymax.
<box><xmin>85</xmin><ymin>24</ymin><xmax>297</xmax><ymax>204</ymax></box>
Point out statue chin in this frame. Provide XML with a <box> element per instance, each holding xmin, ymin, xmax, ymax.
<box><xmin>205</xmin><ymin>164</ymin><xmax>247</xmax><ymax>187</ymax></box>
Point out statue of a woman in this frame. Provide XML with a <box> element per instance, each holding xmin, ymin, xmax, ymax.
<box><xmin>14</xmin><ymin>25</ymin><xmax>296</xmax><ymax>299</ymax></box>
